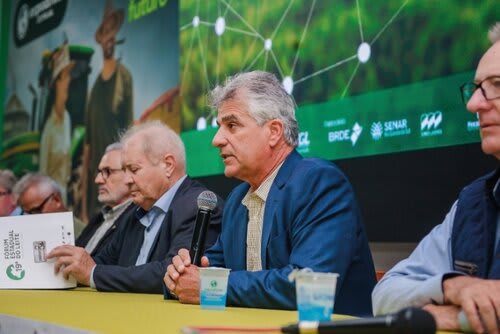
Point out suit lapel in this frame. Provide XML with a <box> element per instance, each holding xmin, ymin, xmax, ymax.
<box><xmin>146</xmin><ymin>211</ymin><xmax>171</xmax><ymax>261</ymax></box>
<box><xmin>260</xmin><ymin>151</ymin><xmax>302</xmax><ymax>268</ymax></box>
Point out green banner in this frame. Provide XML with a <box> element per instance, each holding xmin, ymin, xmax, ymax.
<box><xmin>184</xmin><ymin>71</ymin><xmax>480</xmax><ymax>177</ymax></box>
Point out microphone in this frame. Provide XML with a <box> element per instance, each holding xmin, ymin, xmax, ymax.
<box><xmin>190</xmin><ymin>191</ymin><xmax>218</xmax><ymax>266</ymax></box>
<box><xmin>281</xmin><ymin>307</ymin><xmax>436</xmax><ymax>334</ymax></box>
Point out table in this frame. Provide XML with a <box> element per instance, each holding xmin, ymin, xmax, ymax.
<box><xmin>0</xmin><ymin>288</ymin><xmax>310</xmax><ymax>333</ymax></box>
<box><xmin>0</xmin><ymin>288</ymin><xmax>458</xmax><ymax>334</ymax></box>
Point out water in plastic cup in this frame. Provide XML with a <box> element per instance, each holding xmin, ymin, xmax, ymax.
<box><xmin>199</xmin><ymin>267</ymin><xmax>231</xmax><ymax>310</ymax></box>
<box><xmin>295</xmin><ymin>271</ymin><xmax>338</xmax><ymax>321</ymax></box>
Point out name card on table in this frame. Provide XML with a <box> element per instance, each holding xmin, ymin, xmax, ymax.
<box><xmin>0</xmin><ymin>212</ymin><xmax>76</xmax><ymax>289</ymax></box>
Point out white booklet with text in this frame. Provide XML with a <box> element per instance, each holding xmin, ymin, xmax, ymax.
<box><xmin>0</xmin><ymin>212</ymin><xmax>77</xmax><ymax>289</ymax></box>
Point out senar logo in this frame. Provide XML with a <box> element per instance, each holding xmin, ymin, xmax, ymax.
<box><xmin>6</xmin><ymin>263</ymin><xmax>25</xmax><ymax>280</ymax></box>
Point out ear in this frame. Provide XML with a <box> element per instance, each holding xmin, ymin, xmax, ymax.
<box><xmin>268</xmin><ymin>119</ymin><xmax>284</xmax><ymax>147</ymax></box>
<box><xmin>163</xmin><ymin>153</ymin><xmax>176</xmax><ymax>178</ymax></box>
<box><xmin>52</xmin><ymin>193</ymin><xmax>64</xmax><ymax>209</ymax></box>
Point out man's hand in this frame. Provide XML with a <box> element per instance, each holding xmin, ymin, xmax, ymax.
<box><xmin>422</xmin><ymin>304</ymin><xmax>461</xmax><ymax>332</ymax></box>
<box><xmin>443</xmin><ymin>276</ymin><xmax>500</xmax><ymax>334</ymax></box>
<box><xmin>47</xmin><ymin>245</ymin><xmax>95</xmax><ymax>286</ymax></box>
<box><xmin>164</xmin><ymin>248</ymin><xmax>209</xmax><ymax>304</ymax></box>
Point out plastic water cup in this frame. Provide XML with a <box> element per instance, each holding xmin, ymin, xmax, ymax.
<box><xmin>295</xmin><ymin>271</ymin><xmax>338</xmax><ymax>321</ymax></box>
<box><xmin>199</xmin><ymin>267</ymin><xmax>231</xmax><ymax>310</ymax></box>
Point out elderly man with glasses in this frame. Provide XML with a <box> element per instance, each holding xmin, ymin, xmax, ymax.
<box><xmin>13</xmin><ymin>173</ymin><xmax>85</xmax><ymax>238</ymax></box>
<box><xmin>46</xmin><ymin>121</ymin><xmax>223</xmax><ymax>294</ymax></box>
<box><xmin>75</xmin><ymin>142</ymin><xmax>134</xmax><ymax>256</ymax></box>
<box><xmin>372</xmin><ymin>23</ymin><xmax>500</xmax><ymax>334</ymax></box>
<box><xmin>0</xmin><ymin>169</ymin><xmax>22</xmax><ymax>217</ymax></box>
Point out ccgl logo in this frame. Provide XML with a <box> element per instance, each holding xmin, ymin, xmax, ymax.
<box><xmin>328</xmin><ymin>122</ymin><xmax>363</xmax><ymax>146</ymax></box>
<box><xmin>6</xmin><ymin>262</ymin><xmax>25</xmax><ymax>281</ymax></box>
<box><xmin>420</xmin><ymin>111</ymin><xmax>443</xmax><ymax>137</ymax></box>
<box><xmin>298</xmin><ymin>131</ymin><xmax>311</xmax><ymax>153</ymax></box>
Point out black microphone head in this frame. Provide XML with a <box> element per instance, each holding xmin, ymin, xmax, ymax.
<box><xmin>393</xmin><ymin>307</ymin><xmax>436</xmax><ymax>334</ymax></box>
<box><xmin>197</xmin><ymin>191</ymin><xmax>217</xmax><ymax>211</ymax></box>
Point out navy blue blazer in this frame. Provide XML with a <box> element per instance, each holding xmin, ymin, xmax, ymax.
<box><xmin>76</xmin><ymin>202</ymin><xmax>136</xmax><ymax>256</ymax></box>
<box><xmin>205</xmin><ymin>151</ymin><xmax>376</xmax><ymax>316</ymax></box>
<box><xmin>93</xmin><ymin>177</ymin><xmax>223</xmax><ymax>293</ymax></box>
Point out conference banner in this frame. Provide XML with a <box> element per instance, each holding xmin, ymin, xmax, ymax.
<box><xmin>178</xmin><ymin>0</ymin><xmax>493</xmax><ymax>177</ymax></box>
<box><xmin>1</xmin><ymin>0</ymin><xmax>179</xmax><ymax>218</ymax></box>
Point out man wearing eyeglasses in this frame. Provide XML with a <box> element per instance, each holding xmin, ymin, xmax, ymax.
<box><xmin>75</xmin><ymin>142</ymin><xmax>134</xmax><ymax>256</ymax></box>
<box><xmin>373</xmin><ymin>23</ymin><xmax>500</xmax><ymax>334</ymax></box>
<box><xmin>13</xmin><ymin>173</ymin><xmax>85</xmax><ymax>238</ymax></box>
<box><xmin>47</xmin><ymin>121</ymin><xmax>222</xmax><ymax>294</ymax></box>
<box><xmin>0</xmin><ymin>169</ymin><xmax>22</xmax><ymax>217</ymax></box>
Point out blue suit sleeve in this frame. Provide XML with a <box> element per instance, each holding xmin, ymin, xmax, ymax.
<box><xmin>224</xmin><ymin>162</ymin><xmax>365</xmax><ymax>310</ymax></box>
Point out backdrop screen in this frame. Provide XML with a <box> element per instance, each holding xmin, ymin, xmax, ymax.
<box><xmin>179</xmin><ymin>1</ymin><xmax>499</xmax><ymax>241</ymax></box>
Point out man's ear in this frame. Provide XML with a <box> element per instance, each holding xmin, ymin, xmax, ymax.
<box><xmin>52</xmin><ymin>192</ymin><xmax>65</xmax><ymax>209</ymax></box>
<box><xmin>163</xmin><ymin>154</ymin><xmax>176</xmax><ymax>178</ymax></box>
<box><xmin>268</xmin><ymin>119</ymin><xmax>284</xmax><ymax>147</ymax></box>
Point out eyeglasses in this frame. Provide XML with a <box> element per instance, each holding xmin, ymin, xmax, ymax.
<box><xmin>22</xmin><ymin>193</ymin><xmax>55</xmax><ymax>215</ymax></box>
<box><xmin>0</xmin><ymin>191</ymin><xmax>11</xmax><ymax>197</ymax></box>
<box><xmin>96</xmin><ymin>167</ymin><xmax>123</xmax><ymax>180</ymax></box>
<box><xmin>460</xmin><ymin>76</ymin><xmax>500</xmax><ymax>105</ymax></box>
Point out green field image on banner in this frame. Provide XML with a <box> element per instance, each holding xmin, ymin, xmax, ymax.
<box><xmin>183</xmin><ymin>71</ymin><xmax>480</xmax><ymax>177</ymax></box>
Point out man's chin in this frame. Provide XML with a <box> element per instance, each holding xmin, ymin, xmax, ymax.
<box><xmin>130</xmin><ymin>193</ymin><xmax>143</xmax><ymax>205</ymax></box>
<box><xmin>97</xmin><ymin>195</ymin><xmax>108</xmax><ymax>203</ymax></box>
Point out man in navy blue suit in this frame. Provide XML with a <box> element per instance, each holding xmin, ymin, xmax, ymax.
<box><xmin>165</xmin><ymin>71</ymin><xmax>375</xmax><ymax>316</ymax></box>
<box><xmin>48</xmin><ymin>121</ymin><xmax>222</xmax><ymax>293</ymax></box>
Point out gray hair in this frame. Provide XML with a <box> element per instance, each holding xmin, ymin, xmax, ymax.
<box><xmin>120</xmin><ymin>120</ymin><xmax>186</xmax><ymax>170</ymax></box>
<box><xmin>0</xmin><ymin>169</ymin><xmax>17</xmax><ymax>193</ymax></box>
<box><xmin>210</xmin><ymin>71</ymin><xmax>299</xmax><ymax>147</ymax></box>
<box><xmin>488</xmin><ymin>22</ymin><xmax>500</xmax><ymax>44</ymax></box>
<box><xmin>13</xmin><ymin>173</ymin><xmax>62</xmax><ymax>198</ymax></box>
<box><xmin>104</xmin><ymin>142</ymin><xmax>123</xmax><ymax>153</ymax></box>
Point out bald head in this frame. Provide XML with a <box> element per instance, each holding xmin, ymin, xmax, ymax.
<box><xmin>120</xmin><ymin>121</ymin><xmax>187</xmax><ymax>210</ymax></box>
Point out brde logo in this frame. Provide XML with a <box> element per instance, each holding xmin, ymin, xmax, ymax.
<box><xmin>210</xmin><ymin>280</ymin><xmax>218</xmax><ymax>288</ymax></box>
<box><xmin>6</xmin><ymin>262</ymin><xmax>25</xmax><ymax>281</ymax></box>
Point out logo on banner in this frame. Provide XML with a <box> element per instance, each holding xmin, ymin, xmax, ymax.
<box><xmin>370</xmin><ymin>122</ymin><xmax>383</xmax><ymax>140</ymax></box>
<box><xmin>420</xmin><ymin>111</ymin><xmax>443</xmax><ymax>137</ymax></box>
<box><xmin>16</xmin><ymin>4</ymin><xmax>29</xmax><ymax>40</ymax></box>
<box><xmin>13</xmin><ymin>0</ymin><xmax>68</xmax><ymax>47</ymax></box>
<box><xmin>328</xmin><ymin>122</ymin><xmax>363</xmax><ymax>146</ymax></box>
<box><xmin>6</xmin><ymin>263</ymin><xmax>25</xmax><ymax>281</ymax></box>
<box><xmin>467</xmin><ymin>113</ymin><xmax>479</xmax><ymax>132</ymax></box>
<box><xmin>371</xmin><ymin>119</ymin><xmax>411</xmax><ymax>140</ymax></box>
<box><xmin>298</xmin><ymin>131</ymin><xmax>311</xmax><ymax>153</ymax></box>
<box><xmin>351</xmin><ymin>122</ymin><xmax>363</xmax><ymax>146</ymax></box>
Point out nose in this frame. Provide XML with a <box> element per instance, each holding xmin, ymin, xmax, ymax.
<box><xmin>212</xmin><ymin>127</ymin><xmax>226</xmax><ymax>148</ymax></box>
<box><xmin>123</xmin><ymin>170</ymin><xmax>134</xmax><ymax>185</ymax></box>
<box><xmin>467</xmin><ymin>88</ymin><xmax>491</xmax><ymax>114</ymax></box>
<box><xmin>95</xmin><ymin>171</ymin><xmax>104</xmax><ymax>184</ymax></box>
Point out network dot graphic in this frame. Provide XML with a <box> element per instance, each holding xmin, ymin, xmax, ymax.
<box><xmin>264</xmin><ymin>39</ymin><xmax>272</xmax><ymax>51</ymax></box>
<box><xmin>181</xmin><ymin>0</ymin><xmax>409</xmax><ymax>130</ymax></box>
<box><xmin>357</xmin><ymin>42</ymin><xmax>371</xmax><ymax>63</ymax></box>
<box><xmin>283</xmin><ymin>76</ymin><xmax>294</xmax><ymax>95</ymax></box>
<box><xmin>192</xmin><ymin>16</ymin><xmax>200</xmax><ymax>28</ymax></box>
<box><xmin>215</xmin><ymin>17</ymin><xmax>226</xmax><ymax>36</ymax></box>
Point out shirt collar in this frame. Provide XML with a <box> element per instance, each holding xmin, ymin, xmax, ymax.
<box><xmin>102</xmin><ymin>199</ymin><xmax>133</xmax><ymax>221</ymax></box>
<box><xmin>243</xmin><ymin>162</ymin><xmax>284</xmax><ymax>204</ymax></box>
